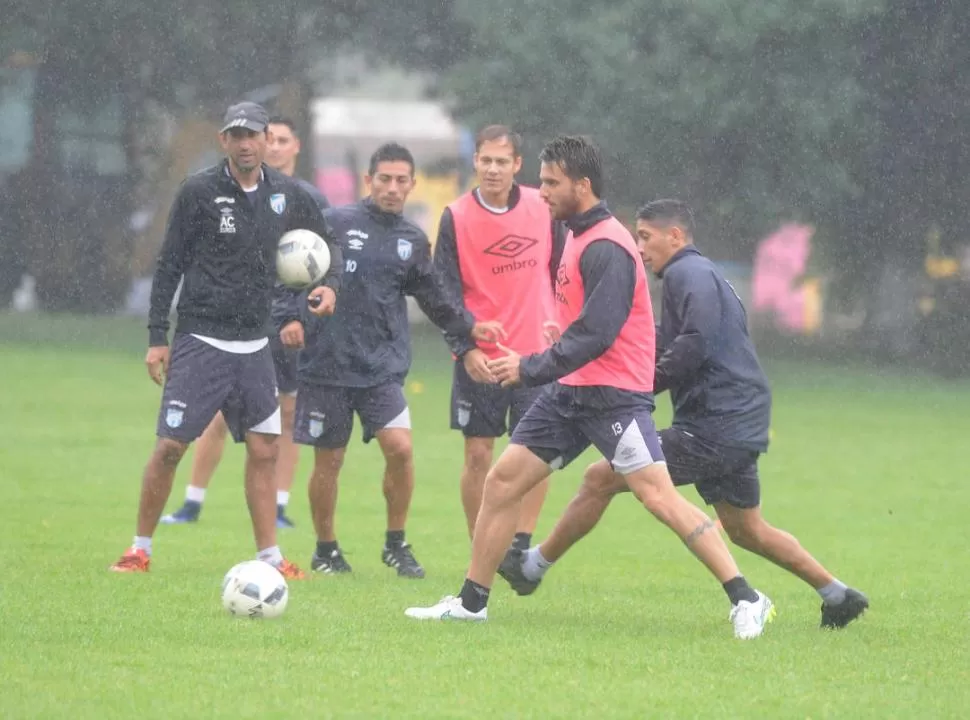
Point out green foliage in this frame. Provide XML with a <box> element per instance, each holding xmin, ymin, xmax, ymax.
<box><xmin>447</xmin><ymin>0</ymin><xmax>885</xmax><ymax>258</ymax></box>
<box><xmin>4</xmin><ymin>0</ymin><xmax>970</xmax><ymax>310</ymax></box>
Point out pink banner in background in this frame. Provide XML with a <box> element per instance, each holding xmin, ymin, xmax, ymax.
<box><xmin>751</xmin><ymin>223</ymin><xmax>814</xmax><ymax>332</ymax></box>
<box><xmin>316</xmin><ymin>167</ymin><xmax>358</xmax><ymax>207</ymax></box>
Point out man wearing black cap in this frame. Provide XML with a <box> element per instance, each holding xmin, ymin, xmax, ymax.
<box><xmin>160</xmin><ymin>116</ymin><xmax>332</xmax><ymax>530</ymax></box>
<box><xmin>110</xmin><ymin>101</ymin><xmax>342</xmax><ymax>579</ymax></box>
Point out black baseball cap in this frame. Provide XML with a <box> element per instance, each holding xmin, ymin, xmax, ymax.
<box><xmin>220</xmin><ymin>101</ymin><xmax>269</xmax><ymax>133</ymax></box>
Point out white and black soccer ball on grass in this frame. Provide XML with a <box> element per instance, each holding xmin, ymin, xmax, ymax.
<box><xmin>276</xmin><ymin>229</ymin><xmax>331</xmax><ymax>289</ymax></box>
<box><xmin>221</xmin><ymin>560</ymin><xmax>289</xmax><ymax>619</ymax></box>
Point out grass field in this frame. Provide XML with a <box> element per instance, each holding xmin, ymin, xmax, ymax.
<box><xmin>2</xmin><ymin>312</ymin><xmax>969</xmax><ymax>719</ymax></box>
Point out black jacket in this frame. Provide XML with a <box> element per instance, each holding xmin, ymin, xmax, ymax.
<box><xmin>655</xmin><ymin>246</ymin><xmax>772</xmax><ymax>451</ymax></box>
<box><xmin>282</xmin><ymin>199</ymin><xmax>476</xmax><ymax>388</ymax></box>
<box><xmin>148</xmin><ymin>160</ymin><xmax>342</xmax><ymax>346</ymax></box>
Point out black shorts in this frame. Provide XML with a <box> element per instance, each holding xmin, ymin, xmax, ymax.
<box><xmin>269</xmin><ymin>335</ymin><xmax>298</xmax><ymax>395</ymax></box>
<box><xmin>156</xmin><ymin>333</ymin><xmax>280</xmax><ymax>444</ymax></box>
<box><xmin>293</xmin><ymin>382</ymin><xmax>409</xmax><ymax>449</ymax></box>
<box><xmin>510</xmin><ymin>385</ymin><xmax>665</xmax><ymax>474</ymax></box>
<box><xmin>659</xmin><ymin>428</ymin><xmax>761</xmax><ymax>509</ymax></box>
<box><xmin>450</xmin><ymin>360</ymin><xmax>542</xmax><ymax>438</ymax></box>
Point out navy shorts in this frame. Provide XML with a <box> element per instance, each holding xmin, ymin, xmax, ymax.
<box><xmin>293</xmin><ymin>382</ymin><xmax>410</xmax><ymax>449</ymax></box>
<box><xmin>659</xmin><ymin>428</ymin><xmax>761</xmax><ymax>509</ymax></box>
<box><xmin>451</xmin><ymin>360</ymin><xmax>542</xmax><ymax>438</ymax></box>
<box><xmin>510</xmin><ymin>384</ymin><xmax>664</xmax><ymax>474</ymax></box>
<box><xmin>156</xmin><ymin>333</ymin><xmax>280</xmax><ymax>444</ymax></box>
<box><xmin>269</xmin><ymin>335</ymin><xmax>298</xmax><ymax>395</ymax></box>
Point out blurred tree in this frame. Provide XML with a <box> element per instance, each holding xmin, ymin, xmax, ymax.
<box><xmin>843</xmin><ymin>0</ymin><xmax>970</xmax><ymax>291</ymax></box>
<box><xmin>0</xmin><ymin>0</ymin><xmax>360</xmax><ymax>311</ymax></box>
<box><xmin>846</xmin><ymin>0</ymin><xmax>970</xmax><ymax>362</ymax></box>
<box><xmin>443</xmin><ymin>0</ymin><xmax>883</xmax><ymax>263</ymax></box>
<box><xmin>5</xmin><ymin>0</ymin><xmax>970</xmax><ymax>334</ymax></box>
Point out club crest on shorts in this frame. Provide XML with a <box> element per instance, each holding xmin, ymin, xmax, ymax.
<box><xmin>397</xmin><ymin>238</ymin><xmax>412</xmax><ymax>261</ymax></box>
<box><xmin>457</xmin><ymin>405</ymin><xmax>470</xmax><ymax>428</ymax></box>
<box><xmin>269</xmin><ymin>193</ymin><xmax>286</xmax><ymax>215</ymax></box>
<box><xmin>165</xmin><ymin>407</ymin><xmax>184</xmax><ymax>428</ymax></box>
<box><xmin>308</xmin><ymin>418</ymin><xmax>324</xmax><ymax>438</ymax></box>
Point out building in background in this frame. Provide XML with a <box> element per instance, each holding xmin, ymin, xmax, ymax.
<box><xmin>310</xmin><ymin>97</ymin><xmax>468</xmax><ymax>249</ymax></box>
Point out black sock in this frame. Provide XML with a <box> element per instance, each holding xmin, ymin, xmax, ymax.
<box><xmin>184</xmin><ymin>500</ymin><xmax>201</xmax><ymax>511</ymax></box>
<box><xmin>723</xmin><ymin>576</ymin><xmax>759</xmax><ymax>605</ymax></box>
<box><xmin>316</xmin><ymin>540</ymin><xmax>338</xmax><ymax>557</ymax></box>
<box><xmin>385</xmin><ymin>530</ymin><xmax>405</xmax><ymax>549</ymax></box>
<box><xmin>276</xmin><ymin>504</ymin><xmax>285</xmax><ymax>516</ymax></box>
<box><xmin>459</xmin><ymin>578</ymin><xmax>490</xmax><ymax>613</ymax></box>
<box><xmin>512</xmin><ymin>532</ymin><xmax>532</xmax><ymax>551</ymax></box>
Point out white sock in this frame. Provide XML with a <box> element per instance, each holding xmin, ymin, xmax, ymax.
<box><xmin>186</xmin><ymin>485</ymin><xmax>206</xmax><ymax>503</ymax></box>
<box><xmin>276</xmin><ymin>491</ymin><xmax>290</xmax><ymax>507</ymax></box>
<box><xmin>521</xmin><ymin>546</ymin><xmax>553</xmax><ymax>581</ymax></box>
<box><xmin>818</xmin><ymin>579</ymin><xmax>848</xmax><ymax>605</ymax></box>
<box><xmin>257</xmin><ymin>545</ymin><xmax>284</xmax><ymax>567</ymax></box>
<box><xmin>132</xmin><ymin>536</ymin><xmax>152</xmax><ymax>555</ymax></box>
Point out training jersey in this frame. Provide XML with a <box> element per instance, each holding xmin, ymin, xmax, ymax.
<box><xmin>556</xmin><ymin>215</ymin><xmax>655</xmax><ymax>392</ymax></box>
<box><xmin>446</xmin><ymin>186</ymin><xmax>556</xmax><ymax>359</ymax></box>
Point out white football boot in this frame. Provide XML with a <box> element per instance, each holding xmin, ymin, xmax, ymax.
<box><xmin>729</xmin><ymin>591</ymin><xmax>776</xmax><ymax>639</ymax></box>
<box><xmin>404</xmin><ymin>595</ymin><xmax>487</xmax><ymax>622</ymax></box>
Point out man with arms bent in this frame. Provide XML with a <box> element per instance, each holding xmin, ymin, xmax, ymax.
<box><xmin>501</xmin><ymin>199</ymin><xmax>869</xmax><ymax>630</ymax></box>
<box><xmin>161</xmin><ymin>116</ymin><xmax>329</xmax><ymax>529</ymax></box>
<box><xmin>110</xmin><ymin>102</ymin><xmax>341</xmax><ymax>577</ymax></box>
<box><xmin>434</xmin><ymin>124</ymin><xmax>564</xmax><ymax>553</ymax></box>
<box><xmin>406</xmin><ymin>137</ymin><xmax>773</xmax><ymax>639</ymax></box>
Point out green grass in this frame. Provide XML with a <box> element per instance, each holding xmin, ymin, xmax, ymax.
<box><xmin>2</xmin><ymin>312</ymin><xmax>969</xmax><ymax>718</ymax></box>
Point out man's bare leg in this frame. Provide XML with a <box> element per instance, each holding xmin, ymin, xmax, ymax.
<box><xmin>375</xmin><ymin>427</ymin><xmax>425</xmax><ymax>578</ymax></box>
<box><xmin>110</xmin><ymin>437</ymin><xmax>191</xmax><ymax>570</ymax></box>
<box><xmin>537</xmin><ymin>460</ymin><xmax>626</xmax><ymax>563</ymax></box>
<box><xmin>714</xmin><ymin>502</ymin><xmax>868</xmax><ymax>627</ymax></box>
<box><xmin>451</xmin><ymin>445</ymin><xmax>552</xmax><ymax>610</ymax></box>
<box><xmin>462</xmin><ymin>436</ymin><xmax>550</xmax><ymax>551</ymax></box>
<box><xmin>460</xmin><ymin>437</ymin><xmax>493</xmax><ymax>538</ymax></box>
<box><xmin>160</xmin><ymin>413</ymin><xmax>228</xmax><ymax>523</ymax></box>
<box><xmin>515</xmin><ymin>475</ymin><xmax>550</xmax><ymax>547</ymax></box>
<box><xmin>622</xmin><ymin>463</ymin><xmax>740</xmax><ymax>580</ymax></box>
<box><xmin>274</xmin><ymin>393</ymin><xmax>300</xmax><ymax>527</ymax></box>
<box><xmin>308</xmin><ymin>447</ymin><xmax>346</xmax><ymax>543</ymax></box>
<box><xmin>137</xmin><ymin>438</ymin><xmax>190</xmax><ymax>538</ymax></box>
<box><xmin>499</xmin><ymin>460</ymin><xmax>626</xmax><ymax>595</ymax></box>
<box><xmin>307</xmin><ymin>446</ymin><xmax>352</xmax><ymax>573</ymax></box>
<box><xmin>715</xmin><ymin>503</ymin><xmax>832</xmax><ymax>587</ymax></box>
<box><xmin>513</xmin><ymin>459</ymin><xmax>772</xmax><ymax>637</ymax></box>
<box><xmin>243</xmin><ymin>431</ymin><xmax>279</xmax><ymax>553</ymax></box>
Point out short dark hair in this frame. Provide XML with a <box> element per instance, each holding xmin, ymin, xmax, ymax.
<box><xmin>267</xmin><ymin>116</ymin><xmax>298</xmax><ymax>135</ymax></box>
<box><xmin>476</xmin><ymin>125</ymin><xmax>523</xmax><ymax>156</ymax></box>
<box><xmin>538</xmin><ymin>135</ymin><xmax>603</xmax><ymax>197</ymax></box>
<box><xmin>368</xmin><ymin>142</ymin><xmax>415</xmax><ymax>176</ymax></box>
<box><xmin>636</xmin><ymin>199</ymin><xmax>695</xmax><ymax>238</ymax></box>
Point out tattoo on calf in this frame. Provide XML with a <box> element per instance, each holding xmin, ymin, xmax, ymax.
<box><xmin>684</xmin><ymin>518</ymin><xmax>716</xmax><ymax>547</ymax></box>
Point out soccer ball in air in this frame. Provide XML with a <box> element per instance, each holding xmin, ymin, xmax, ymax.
<box><xmin>276</xmin><ymin>229</ymin><xmax>331</xmax><ymax>289</ymax></box>
<box><xmin>221</xmin><ymin>560</ymin><xmax>289</xmax><ymax>619</ymax></box>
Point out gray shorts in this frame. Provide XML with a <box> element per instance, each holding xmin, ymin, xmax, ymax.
<box><xmin>293</xmin><ymin>382</ymin><xmax>410</xmax><ymax>449</ymax></box>
<box><xmin>659</xmin><ymin>428</ymin><xmax>761</xmax><ymax>509</ymax></box>
<box><xmin>510</xmin><ymin>384</ymin><xmax>665</xmax><ymax>475</ymax></box>
<box><xmin>156</xmin><ymin>333</ymin><xmax>280</xmax><ymax>444</ymax></box>
<box><xmin>451</xmin><ymin>360</ymin><xmax>542</xmax><ymax>438</ymax></box>
<box><xmin>269</xmin><ymin>335</ymin><xmax>299</xmax><ymax>395</ymax></box>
